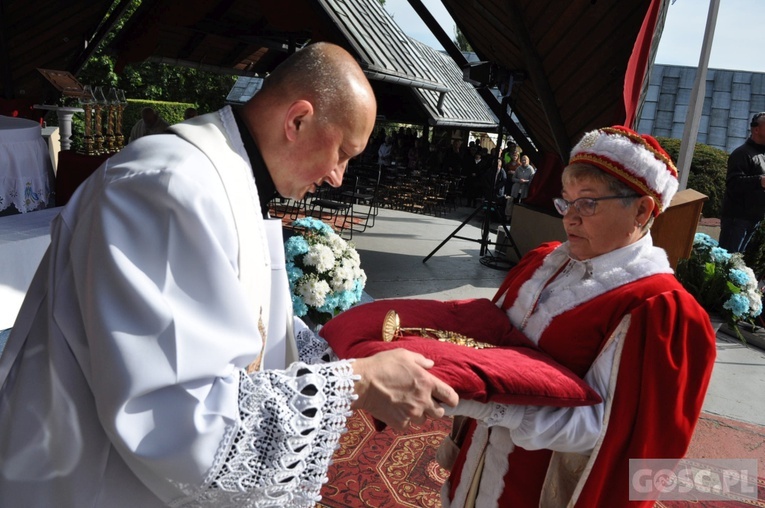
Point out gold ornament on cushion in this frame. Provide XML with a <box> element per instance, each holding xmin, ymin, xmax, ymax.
<box><xmin>381</xmin><ymin>310</ymin><xmax>497</xmax><ymax>350</ymax></box>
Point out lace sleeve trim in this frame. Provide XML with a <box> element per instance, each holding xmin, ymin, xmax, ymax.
<box><xmin>171</xmin><ymin>361</ymin><xmax>357</xmax><ymax>508</ymax></box>
<box><xmin>295</xmin><ymin>319</ymin><xmax>339</xmax><ymax>364</ymax></box>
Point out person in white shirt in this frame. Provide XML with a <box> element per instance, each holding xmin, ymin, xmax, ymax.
<box><xmin>0</xmin><ymin>42</ymin><xmax>457</xmax><ymax>508</ymax></box>
<box><xmin>128</xmin><ymin>106</ymin><xmax>170</xmax><ymax>142</ymax></box>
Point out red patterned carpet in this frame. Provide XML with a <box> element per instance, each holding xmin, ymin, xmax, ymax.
<box><xmin>653</xmin><ymin>413</ymin><xmax>765</xmax><ymax>508</ymax></box>
<box><xmin>316</xmin><ymin>411</ymin><xmax>765</xmax><ymax>508</ymax></box>
<box><xmin>653</xmin><ymin>478</ymin><xmax>765</xmax><ymax>508</ymax></box>
<box><xmin>318</xmin><ymin>410</ymin><xmax>452</xmax><ymax>508</ymax></box>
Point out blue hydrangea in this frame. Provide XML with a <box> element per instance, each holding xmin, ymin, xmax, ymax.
<box><xmin>723</xmin><ymin>293</ymin><xmax>750</xmax><ymax>318</ymax></box>
<box><xmin>337</xmin><ymin>290</ymin><xmax>356</xmax><ymax>311</ymax></box>
<box><xmin>294</xmin><ymin>217</ymin><xmax>333</xmax><ymax>235</ymax></box>
<box><xmin>286</xmin><ymin>262</ymin><xmax>303</xmax><ymax>285</ymax></box>
<box><xmin>694</xmin><ymin>233</ymin><xmax>719</xmax><ymax>249</ymax></box>
<box><xmin>710</xmin><ymin>247</ymin><xmax>732</xmax><ymax>264</ymax></box>
<box><xmin>728</xmin><ymin>268</ymin><xmax>751</xmax><ymax>288</ymax></box>
<box><xmin>285</xmin><ymin>235</ymin><xmax>310</xmax><ymax>261</ymax></box>
<box><xmin>291</xmin><ymin>293</ymin><xmax>308</xmax><ymax>317</ymax></box>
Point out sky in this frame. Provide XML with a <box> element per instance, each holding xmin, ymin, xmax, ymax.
<box><xmin>383</xmin><ymin>0</ymin><xmax>765</xmax><ymax>74</ymax></box>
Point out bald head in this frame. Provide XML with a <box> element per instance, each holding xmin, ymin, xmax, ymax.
<box><xmin>256</xmin><ymin>42</ymin><xmax>374</xmax><ymax>125</ymax></box>
<box><xmin>243</xmin><ymin>42</ymin><xmax>377</xmax><ymax>200</ymax></box>
<box><xmin>141</xmin><ymin>107</ymin><xmax>159</xmax><ymax>126</ymax></box>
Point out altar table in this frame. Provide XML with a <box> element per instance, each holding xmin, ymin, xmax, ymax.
<box><xmin>55</xmin><ymin>151</ymin><xmax>111</xmax><ymax>205</ymax></box>
<box><xmin>0</xmin><ymin>207</ymin><xmax>60</xmax><ymax>330</ymax></box>
<box><xmin>33</xmin><ymin>104</ymin><xmax>84</xmax><ymax>151</ymax></box>
<box><xmin>0</xmin><ymin>115</ymin><xmax>55</xmax><ymax>214</ymax></box>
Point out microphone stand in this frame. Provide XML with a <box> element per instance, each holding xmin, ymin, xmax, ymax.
<box><xmin>423</xmin><ymin>187</ymin><xmax>520</xmax><ymax>269</ymax></box>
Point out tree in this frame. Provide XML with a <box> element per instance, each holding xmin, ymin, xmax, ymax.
<box><xmin>454</xmin><ymin>26</ymin><xmax>472</xmax><ymax>52</ymax></box>
<box><xmin>655</xmin><ymin>137</ymin><xmax>727</xmax><ymax>218</ymax></box>
<box><xmin>76</xmin><ymin>0</ymin><xmax>237</xmax><ymax>115</ymax></box>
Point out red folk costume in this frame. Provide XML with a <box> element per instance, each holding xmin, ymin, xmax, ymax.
<box><xmin>444</xmin><ymin>240</ymin><xmax>716</xmax><ymax>507</ymax></box>
<box><xmin>443</xmin><ymin>126</ymin><xmax>717</xmax><ymax>507</ymax></box>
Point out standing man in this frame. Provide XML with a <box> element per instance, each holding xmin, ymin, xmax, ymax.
<box><xmin>184</xmin><ymin>107</ymin><xmax>199</xmax><ymax>120</ymax></box>
<box><xmin>0</xmin><ymin>42</ymin><xmax>457</xmax><ymax>507</ymax></box>
<box><xmin>719</xmin><ymin>112</ymin><xmax>765</xmax><ymax>253</ymax></box>
<box><xmin>128</xmin><ymin>106</ymin><xmax>170</xmax><ymax>142</ymax></box>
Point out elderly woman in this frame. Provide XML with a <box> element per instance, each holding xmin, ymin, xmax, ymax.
<box><xmin>441</xmin><ymin>126</ymin><xmax>717</xmax><ymax>507</ymax></box>
<box><xmin>509</xmin><ymin>154</ymin><xmax>536</xmax><ymax>201</ymax></box>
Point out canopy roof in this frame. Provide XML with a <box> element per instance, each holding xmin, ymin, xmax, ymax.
<box><xmin>1</xmin><ymin>0</ymin><xmax>668</xmax><ymax>154</ymax></box>
<box><xmin>431</xmin><ymin>0</ymin><xmax>669</xmax><ymax>157</ymax></box>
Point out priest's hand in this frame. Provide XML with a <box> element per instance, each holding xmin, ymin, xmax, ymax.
<box><xmin>351</xmin><ymin>349</ymin><xmax>459</xmax><ymax>432</ymax></box>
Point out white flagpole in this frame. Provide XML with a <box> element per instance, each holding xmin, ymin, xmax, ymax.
<box><xmin>677</xmin><ymin>0</ymin><xmax>720</xmax><ymax>190</ymax></box>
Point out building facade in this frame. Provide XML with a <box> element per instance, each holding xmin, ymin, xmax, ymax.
<box><xmin>637</xmin><ymin>64</ymin><xmax>765</xmax><ymax>153</ymax></box>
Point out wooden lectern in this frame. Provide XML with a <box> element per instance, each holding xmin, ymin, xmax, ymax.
<box><xmin>651</xmin><ymin>188</ymin><xmax>708</xmax><ymax>270</ymax></box>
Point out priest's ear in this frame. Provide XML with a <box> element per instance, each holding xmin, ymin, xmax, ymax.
<box><xmin>284</xmin><ymin>100</ymin><xmax>314</xmax><ymax>142</ymax></box>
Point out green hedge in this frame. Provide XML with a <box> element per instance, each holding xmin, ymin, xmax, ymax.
<box><xmin>655</xmin><ymin>137</ymin><xmax>728</xmax><ymax>218</ymax></box>
<box><xmin>122</xmin><ymin>99</ymin><xmax>197</xmax><ymax>132</ymax></box>
<box><xmin>53</xmin><ymin>99</ymin><xmax>196</xmax><ymax>152</ymax></box>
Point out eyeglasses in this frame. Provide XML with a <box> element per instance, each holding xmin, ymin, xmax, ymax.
<box><xmin>553</xmin><ymin>195</ymin><xmax>640</xmax><ymax>217</ymax></box>
<box><xmin>752</xmin><ymin>112</ymin><xmax>765</xmax><ymax>127</ymax></box>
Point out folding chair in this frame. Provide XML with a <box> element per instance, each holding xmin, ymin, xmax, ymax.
<box><xmin>308</xmin><ymin>185</ymin><xmax>354</xmax><ymax>238</ymax></box>
<box><xmin>341</xmin><ymin>168</ymin><xmax>382</xmax><ymax>233</ymax></box>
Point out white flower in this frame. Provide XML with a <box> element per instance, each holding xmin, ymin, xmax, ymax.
<box><xmin>331</xmin><ymin>265</ymin><xmax>355</xmax><ymax>291</ymax></box>
<box><xmin>297</xmin><ymin>278</ymin><xmax>331</xmax><ymax>307</ymax></box>
<box><xmin>341</xmin><ymin>257</ymin><xmax>364</xmax><ymax>281</ymax></box>
<box><xmin>747</xmin><ymin>288</ymin><xmax>763</xmax><ymax>316</ymax></box>
<box><xmin>742</xmin><ymin>266</ymin><xmax>758</xmax><ymax>290</ymax></box>
<box><xmin>303</xmin><ymin>244</ymin><xmax>336</xmax><ymax>273</ymax></box>
<box><xmin>327</xmin><ymin>234</ymin><xmax>347</xmax><ymax>256</ymax></box>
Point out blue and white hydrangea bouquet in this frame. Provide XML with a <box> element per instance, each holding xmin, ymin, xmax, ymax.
<box><xmin>676</xmin><ymin>232</ymin><xmax>763</xmax><ymax>342</ymax></box>
<box><xmin>285</xmin><ymin>217</ymin><xmax>367</xmax><ymax>325</ymax></box>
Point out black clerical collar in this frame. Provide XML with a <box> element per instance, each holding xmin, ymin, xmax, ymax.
<box><xmin>232</xmin><ymin>108</ymin><xmax>277</xmax><ymax>218</ymax></box>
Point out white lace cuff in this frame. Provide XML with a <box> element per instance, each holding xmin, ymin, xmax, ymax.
<box><xmin>442</xmin><ymin>400</ymin><xmax>525</xmax><ymax>430</ymax></box>
<box><xmin>486</xmin><ymin>403</ymin><xmax>525</xmax><ymax>429</ymax></box>
<box><xmin>183</xmin><ymin>361</ymin><xmax>357</xmax><ymax>507</ymax></box>
<box><xmin>294</xmin><ymin>318</ymin><xmax>338</xmax><ymax>364</ymax></box>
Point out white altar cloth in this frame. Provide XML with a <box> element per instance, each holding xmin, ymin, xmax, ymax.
<box><xmin>0</xmin><ymin>207</ymin><xmax>60</xmax><ymax>330</ymax></box>
<box><xmin>0</xmin><ymin>115</ymin><xmax>55</xmax><ymax>213</ymax></box>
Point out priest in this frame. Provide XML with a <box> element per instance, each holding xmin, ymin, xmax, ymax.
<box><xmin>0</xmin><ymin>42</ymin><xmax>457</xmax><ymax>508</ymax></box>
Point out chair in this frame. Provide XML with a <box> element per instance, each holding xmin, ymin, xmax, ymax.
<box><xmin>308</xmin><ymin>185</ymin><xmax>354</xmax><ymax>238</ymax></box>
<box><xmin>341</xmin><ymin>168</ymin><xmax>382</xmax><ymax>234</ymax></box>
<box><xmin>268</xmin><ymin>196</ymin><xmax>295</xmax><ymax>219</ymax></box>
<box><xmin>422</xmin><ymin>179</ymin><xmax>450</xmax><ymax>216</ymax></box>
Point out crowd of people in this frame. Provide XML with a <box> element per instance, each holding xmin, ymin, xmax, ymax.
<box><xmin>367</xmin><ymin>127</ymin><xmax>536</xmax><ymax>213</ymax></box>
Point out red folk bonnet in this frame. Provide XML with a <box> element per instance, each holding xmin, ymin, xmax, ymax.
<box><xmin>568</xmin><ymin>126</ymin><xmax>678</xmax><ymax>216</ymax></box>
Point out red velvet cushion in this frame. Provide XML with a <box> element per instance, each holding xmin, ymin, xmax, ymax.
<box><xmin>320</xmin><ymin>298</ymin><xmax>601</xmax><ymax>407</ymax></box>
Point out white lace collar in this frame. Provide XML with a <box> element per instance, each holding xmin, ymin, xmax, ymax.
<box><xmin>507</xmin><ymin>234</ymin><xmax>672</xmax><ymax>343</ymax></box>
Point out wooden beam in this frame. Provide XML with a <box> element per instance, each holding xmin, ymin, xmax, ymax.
<box><xmin>406</xmin><ymin>0</ymin><xmax>537</xmax><ymax>157</ymax></box>
<box><xmin>69</xmin><ymin>0</ymin><xmax>134</xmax><ymax>76</ymax></box>
<box><xmin>498</xmin><ymin>1</ymin><xmax>571</xmax><ymax>160</ymax></box>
